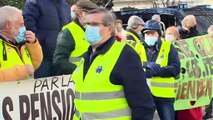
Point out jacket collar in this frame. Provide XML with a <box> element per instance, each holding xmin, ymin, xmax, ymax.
<box><xmin>88</xmin><ymin>36</ymin><xmax>115</xmax><ymax>55</ymax></box>
<box><xmin>126</xmin><ymin>28</ymin><xmax>140</xmax><ymax>40</ymax></box>
<box><xmin>74</xmin><ymin>18</ymin><xmax>85</xmax><ymax>31</ymax></box>
<box><xmin>0</xmin><ymin>33</ymin><xmax>25</xmax><ymax>47</ymax></box>
<box><xmin>0</xmin><ymin>33</ymin><xmax>11</xmax><ymax>43</ymax></box>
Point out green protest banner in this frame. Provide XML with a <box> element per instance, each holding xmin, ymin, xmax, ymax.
<box><xmin>173</xmin><ymin>34</ymin><xmax>213</xmax><ymax>110</ymax></box>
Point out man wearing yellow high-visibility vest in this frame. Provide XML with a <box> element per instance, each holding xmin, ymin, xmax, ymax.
<box><xmin>135</xmin><ymin>20</ymin><xmax>180</xmax><ymax>120</ymax></box>
<box><xmin>53</xmin><ymin>0</ymin><xmax>99</xmax><ymax>75</ymax></box>
<box><xmin>125</xmin><ymin>15</ymin><xmax>145</xmax><ymax>47</ymax></box>
<box><xmin>0</xmin><ymin>6</ymin><xmax>43</xmax><ymax>82</ymax></box>
<box><xmin>72</xmin><ymin>8</ymin><xmax>155</xmax><ymax>120</ymax></box>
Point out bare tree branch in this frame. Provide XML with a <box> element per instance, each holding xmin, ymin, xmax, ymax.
<box><xmin>153</xmin><ymin>0</ymin><xmax>158</xmax><ymax>8</ymax></box>
<box><xmin>160</xmin><ymin>0</ymin><xmax>166</xmax><ymax>7</ymax></box>
<box><xmin>171</xmin><ymin>0</ymin><xmax>176</xmax><ymax>5</ymax></box>
<box><xmin>166</xmin><ymin>0</ymin><xmax>170</xmax><ymax>6</ymax></box>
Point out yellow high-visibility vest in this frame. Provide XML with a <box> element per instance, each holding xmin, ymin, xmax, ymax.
<box><xmin>135</xmin><ymin>41</ymin><xmax>175</xmax><ymax>98</ymax></box>
<box><xmin>72</xmin><ymin>41</ymin><xmax>131</xmax><ymax>120</ymax></box>
<box><xmin>125</xmin><ymin>31</ymin><xmax>140</xmax><ymax>47</ymax></box>
<box><xmin>0</xmin><ymin>39</ymin><xmax>33</xmax><ymax>77</ymax></box>
<box><xmin>62</xmin><ymin>22</ymin><xmax>89</xmax><ymax>66</ymax></box>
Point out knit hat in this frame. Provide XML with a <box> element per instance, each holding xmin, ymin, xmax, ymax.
<box><xmin>127</xmin><ymin>15</ymin><xmax>145</xmax><ymax>29</ymax></box>
<box><xmin>76</xmin><ymin>0</ymin><xmax>99</xmax><ymax>11</ymax></box>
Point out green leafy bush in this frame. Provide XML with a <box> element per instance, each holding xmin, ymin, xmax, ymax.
<box><xmin>0</xmin><ymin>0</ymin><xmax>25</xmax><ymax>9</ymax></box>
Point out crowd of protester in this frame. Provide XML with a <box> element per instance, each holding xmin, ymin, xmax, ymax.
<box><xmin>0</xmin><ymin>0</ymin><xmax>212</xmax><ymax>119</ymax></box>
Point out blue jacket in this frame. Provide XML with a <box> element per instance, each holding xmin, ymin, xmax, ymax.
<box><xmin>142</xmin><ymin>38</ymin><xmax>180</xmax><ymax>78</ymax></box>
<box><xmin>23</xmin><ymin>0</ymin><xmax>71</xmax><ymax>60</ymax></box>
<box><xmin>143</xmin><ymin>38</ymin><xmax>181</xmax><ymax>101</ymax></box>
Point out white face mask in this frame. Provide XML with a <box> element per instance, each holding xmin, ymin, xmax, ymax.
<box><xmin>165</xmin><ymin>34</ymin><xmax>176</xmax><ymax>42</ymax></box>
<box><xmin>144</xmin><ymin>36</ymin><xmax>158</xmax><ymax>46</ymax></box>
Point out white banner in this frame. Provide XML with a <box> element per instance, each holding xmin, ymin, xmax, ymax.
<box><xmin>0</xmin><ymin>75</ymin><xmax>75</xmax><ymax>120</ymax></box>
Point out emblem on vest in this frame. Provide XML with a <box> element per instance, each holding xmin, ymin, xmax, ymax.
<box><xmin>161</xmin><ymin>54</ymin><xmax>164</xmax><ymax>58</ymax></box>
<box><xmin>156</xmin><ymin>54</ymin><xmax>164</xmax><ymax>64</ymax></box>
<box><xmin>8</xmin><ymin>48</ymin><xmax>12</xmax><ymax>52</ymax></box>
<box><xmin>96</xmin><ymin>66</ymin><xmax>103</xmax><ymax>73</ymax></box>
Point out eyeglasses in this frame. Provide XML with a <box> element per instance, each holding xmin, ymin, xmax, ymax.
<box><xmin>84</xmin><ymin>22</ymin><xmax>107</xmax><ymax>27</ymax></box>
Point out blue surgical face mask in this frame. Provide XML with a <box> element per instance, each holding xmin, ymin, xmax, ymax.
<box><xmin>15</xmin><ymin>27</ymin><xmax>26</xmax><ymax>43</ymax></box>
<box><xmin>144</xmin><ymin>36</ymin><xmax>158</xmax><ymax>46</ymax></box>
<box><xmin>71</xmin><ymin>11</ymin><xmax>77</xmax><ymax>20</ymax></box>
<box><xmin>85</xmin><ymin>25</ymin><xmax>102</xmax><ymax>45</ymax></box>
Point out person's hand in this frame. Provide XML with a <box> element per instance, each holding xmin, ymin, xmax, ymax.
<box><xmin>142</xmin><ymin>62</ymin><xmax>150</xmax><ymax>69</ymax></box>
<box><xmin>25</xmin><ymin>31</ymin><xmax>36</xmax><ymax>44</ymax></box>
<box><xmin>145</xmin><ymin>70</ymin><xmax>153</xmax><ymax>78</ymax></box>
<box><xmin>147</xmin><ymin>62</ymin><xmax>163</xmax><ymax>75</ymax></box>
<box><xmin>148</xmin><ymin>62</ymin><xmax>161</xmax><ymax>73</ymax></box>
<box><xmin>25</xmin><ymin>64</ymin><xmax>34</xmax><ymax>76</ymax></box>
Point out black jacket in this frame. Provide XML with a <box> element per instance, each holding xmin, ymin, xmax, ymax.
<box><xmin>177</xmin><ymin>26</ymin><xmax>199</xmax><ymax>39</ymax></box>
<box><xmin>82</xmin><ymin>37</ymin><xmax>155</xmax><ymax>120</ymax></box>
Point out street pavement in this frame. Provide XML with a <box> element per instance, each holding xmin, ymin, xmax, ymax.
<box><xmin>153</xmin><ymin>111</ymin><xmax>160</xmax><ymax>120</ymax></box>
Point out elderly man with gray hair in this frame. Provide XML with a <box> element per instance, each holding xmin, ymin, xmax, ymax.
<box><xmin>126</xmin><ymin>15</ymin><xmax>145</xmax><ymax>47</ymax></box>
<box><xmin>177</xmin><ymin>15</ymin><xmax>199</xmax><ymax>39</ymax></box>
<box><xmin>0</xmin><ymin>6</ymin><xmax>43</xmax><ymax>81</ymax></box>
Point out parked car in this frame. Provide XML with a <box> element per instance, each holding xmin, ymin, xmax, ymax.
<box><xmin>114</xmin><ymin>7</ymin><xmax>213</xmax><ymax>35</ymax></box>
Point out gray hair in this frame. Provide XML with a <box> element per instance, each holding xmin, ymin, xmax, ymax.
<box><xmin>0</xmin><ymin>6</ymin><xmax>22</xmax><ymax>29</ymax></box>
<box><xmin>152</xmin><ymin>14</ymin><xmax>161</xmax><ymax>22</ymax></box>
<box><xmin>207</xmin><ymin>25</ymin><xmax>213</xmax><ymax>34</ymax></box>
<box><xmin>181</xmin><ymin>15</ymin><xmax>196</xmax><ymax>27</ymax></box>
<box><xmin>181</xmin><ymin>17</ymin><xmax>188</xmax><ymax>26</ymax></box>
<box><xmin>127</xmin><ymin>15</ymin><xmax>144</xmax><ymax>29</ymax></box>
<box><xmin>86</xmin><ymin>8</ymin><xmax>116</xmax><ymax>35</ymax></box>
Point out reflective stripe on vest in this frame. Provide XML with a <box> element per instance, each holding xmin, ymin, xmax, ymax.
<box><xmin>68</xmin><ymin>57</ymin><xmax>82</xmax><ymax>63</ymax></box>
<box><xmin>75</xmin><ymin>90</ymin><xmax>125</xmax><ymax>100</ymax></box>
<box><xmin>151</xmin><ymin>82</ymin><xmax>174</xmax><ymax>88</ymax></box>
<box><xmin>75</xmin><ymin>108</ymin><xmax>131</xmax><ymax>120</ymax></box>
<box><xmin>72</xmin><ymin>41</ymin><xmax>131</xmax><ymax>120</ymax></box>
<box><xmin>0</xmin><ymin>39</ymin><xmax>33</xmax><ymax>78</ymax></box>
<box><xmin>63</xmin><ymin>22</ymin><xmax>89</xmax><ymax>66</ymax></box>
<box><xmin>126</xmin><ymin>31</ymin><xmax>140</xmax><ymax>47</ymax></box>
<box><xmin>135</xmin><ymin>41</ymin><xmax>175</xmax><ymax>98</ymax></box>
